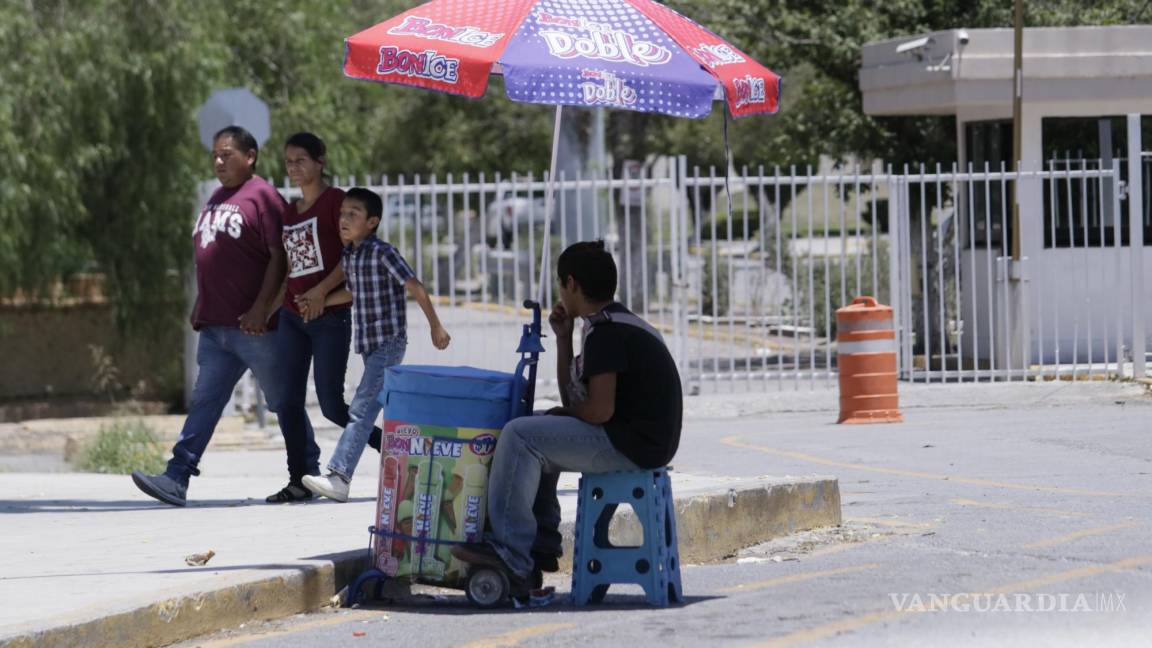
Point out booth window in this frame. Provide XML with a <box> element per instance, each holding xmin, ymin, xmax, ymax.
<box><xmin>1041</xmin><ymin>116</ymin><xmax>1152</xmax><ymax>248</ymax></box>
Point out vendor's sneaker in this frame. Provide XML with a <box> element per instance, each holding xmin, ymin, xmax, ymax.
<box><xmin>302</xmin><ymin>473</ymin><xmax>350</xmax><ymax>502</ymax></box>
<box><xmin>265</xmin><ymin>481</ymin><xmax>314</xmax><ymax>504</ymax></box>
<box><xmin>131</xmin><ymin>471</ymin><xmax>187</xmax><ymax>507</ymax></box>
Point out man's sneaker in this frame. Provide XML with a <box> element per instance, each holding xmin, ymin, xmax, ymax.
<box><xmin>302</xmin><ymin>473</ymin><xmax>350</xmax><ymax>502</ymax></box>
<box><xmin>131</xmin><ymin>471</ymin><xmax>187</xmax><ymax>507</ymax></box>
<box><xmin>265</xmin><ymin>481</ymin><xmax>314</xmax><ymax>504</ymax></box>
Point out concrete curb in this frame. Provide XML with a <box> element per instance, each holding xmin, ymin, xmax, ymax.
<box><xmin>0</xmin><ymin>477</ymin><xmax>840</xmax><ymax>648</ymax></box>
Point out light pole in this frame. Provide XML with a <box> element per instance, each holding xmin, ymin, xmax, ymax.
<box><xmin>1011</xmin><ymin>0</ymin><xmax>1023</xmax><ymax>262</ymax></box>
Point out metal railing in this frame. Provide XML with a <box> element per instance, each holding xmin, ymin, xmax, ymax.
<box><xmin>208</xmin><ymin>154</ymin><xmax>1151</xmax><ymax>413</ymax></box>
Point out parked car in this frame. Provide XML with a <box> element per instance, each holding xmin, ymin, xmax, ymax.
<box><xmin>380</xmin><ymin>192</ymin><xmax>446</xmax><ymax>235</ymax></box>
<box><xmin>486</xmin><ymin>186</ymin><xmax>549</xmax><ymax>249</ymax></box>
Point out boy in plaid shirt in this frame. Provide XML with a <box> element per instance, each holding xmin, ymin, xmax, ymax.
<box><xmin>304</xmin><ymin>188</ymin><xmax>450</xmax><ymax>502</ymax></box>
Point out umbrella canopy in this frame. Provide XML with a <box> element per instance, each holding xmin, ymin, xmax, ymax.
<box><xmin>344</xmin><ymin>0</ymin><xmax>781</xmax><ymax>119</ymax></box>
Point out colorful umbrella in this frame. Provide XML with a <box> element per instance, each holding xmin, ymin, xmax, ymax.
<box><xmin>344</xmin><ymin>0</ymin><xmax>782</xmax><ymax>299</ymax></box>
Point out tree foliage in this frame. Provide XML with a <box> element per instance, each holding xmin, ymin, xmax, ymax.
<box><xmin>1</xmin><ymin>0</ymin><xmax>1147</xmax><ymax>333</ymax></box>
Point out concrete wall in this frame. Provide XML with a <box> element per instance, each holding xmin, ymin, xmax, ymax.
<box><xmin>0</xmin><ymin>302</ymin><xmax>182</xmax><ymax>411</ymax></box>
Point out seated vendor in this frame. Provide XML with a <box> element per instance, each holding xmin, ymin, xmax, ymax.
<box><xmin>452</xmin><ymin>240</ymin><xmax>683</xmax><ymax>585</ymax></box>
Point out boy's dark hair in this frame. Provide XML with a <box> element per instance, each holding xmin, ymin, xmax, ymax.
<box><xmin>285</xmin><ymin>131</ymin><xmax>327</xmax><ymax>164</ymax></box>
<box><xmin>345</xmin><ymin>187</ymin><xmax>383</xmax><ymax>222</ymax></box>
<box><xmin>557</xmin><ymin>240</ymin><xmax>617</xmax><ymax>302</ymax></box>
<box><xmin>214</xmin><ymin>125</ymin><xmax>259</xmax><ymax>169</ymax></box>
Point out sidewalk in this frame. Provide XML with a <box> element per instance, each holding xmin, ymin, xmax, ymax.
<box><xmin>0</xmin><ymin>410</ymin><xmax>839</xmax><ymax>648</ymax></box>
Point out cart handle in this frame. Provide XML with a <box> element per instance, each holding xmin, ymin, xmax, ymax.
<box><xmin>523</xmin><ymin>299</ymin><xmax>542</xmax><ymax>331</ymax></box>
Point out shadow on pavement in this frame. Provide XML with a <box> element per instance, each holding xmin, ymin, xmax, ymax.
<box><xmin>0</xmin><ymin>496</ymin><xmax>375</xmax><ymax>513</ymax></box>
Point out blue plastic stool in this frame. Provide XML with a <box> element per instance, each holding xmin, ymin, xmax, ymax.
<box><xmin>570</xmin><ymin>468</ymin><xmax>683</xmax><ymax>606</ymax></box>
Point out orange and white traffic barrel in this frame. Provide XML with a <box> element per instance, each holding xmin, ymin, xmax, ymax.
<box><xmin>836</xmin><ymin>296</ymin><xmax>902</xmax><ymax>424</ymax></box>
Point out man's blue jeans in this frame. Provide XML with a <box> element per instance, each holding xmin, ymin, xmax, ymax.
<box><xmin>328</xmin><ymin>336</ymin><xmax>406</xmax><ymax>480</ymax></box>
<box><xmin>486</xmin><ymin>414</ymin><xmax>640</xmax><ymax>578</ymax></box>
<box><xmin>167</xmin><ymin>326</ymin><xmax>297</xmax><ymax>485</ymax></box>
<box><xmin>273</xmin><ymin>307</ymin><xmax>353</xmax><ymax>482</ymax></box>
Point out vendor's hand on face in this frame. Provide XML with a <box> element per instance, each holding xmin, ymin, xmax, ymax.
<box><xmin>549</xmin><ymin>301</ymin><xmax>574</xmax><ymax>338</ymax></box>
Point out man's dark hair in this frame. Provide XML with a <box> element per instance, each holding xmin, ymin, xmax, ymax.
<box><xmin>285</xmin><ymin>131</ymin><xmax>327</xmax><ymax>163</ymax></box>
<box><xmin>345</xmin><ymin>187</ymin><xmax>383</xmax><ymax>222</ymax></box>
<box><xmin>214</xmin><ymin>125</ymin><xmax>259</xmax><ymax>169</ymax></box>
<box><xmin>557</xmin><ymin>240</ymin><xmax>617</xmax><ymax>302</ymax></box>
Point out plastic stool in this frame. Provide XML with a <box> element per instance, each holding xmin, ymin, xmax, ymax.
<box><xmin>570</xmin><ymin>468</ymin><xmax>683</xmax><ymax>606</ymax></box>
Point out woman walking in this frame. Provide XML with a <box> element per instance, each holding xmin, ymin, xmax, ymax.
<box><xmin>266</xmin><ymin>132</ymin><xmax>375</xmax><ymax>502</ymax></box>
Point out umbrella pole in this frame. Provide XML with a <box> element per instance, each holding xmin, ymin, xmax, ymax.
<box><xmin>537</xmin><ymin>104</ymin><xmax>563</xmax><ymax>306</ymax></box>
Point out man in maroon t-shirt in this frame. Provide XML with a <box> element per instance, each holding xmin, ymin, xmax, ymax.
<box><xmin>132</xmin><ymin>126</ymin><xmax>291</xmax><ymax>507</ymax></box>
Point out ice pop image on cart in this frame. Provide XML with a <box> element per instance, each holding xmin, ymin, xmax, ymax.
<box><xmin>347</xmin><ymin>300</ymin><xmax>546</xmax><ymax>607</ymax></box>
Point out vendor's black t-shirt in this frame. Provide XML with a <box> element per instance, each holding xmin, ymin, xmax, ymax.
<box><xmin>581</xmin><ymin>303</ymin><xmax>682</xmax><ymax>468</ymax></box>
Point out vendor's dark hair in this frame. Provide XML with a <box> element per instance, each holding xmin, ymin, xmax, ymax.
<box><xmin>285</xmin><ymin>132</ymin><xmax>327</xmax><ymax>164</ymax></box>
<box><xmin>557</xmin><ymin>240</ymin><xmax>616</xmax><ymax>302</ymax></box>
<box><xmin>214</xmin><ymin>125</ymin><xmax>259</xmax><ymax>169</ymax></box>
<box><xmin>345</xmin><ymin>187</ymin><xmax>382</xmax><ymax>221</ymax></box>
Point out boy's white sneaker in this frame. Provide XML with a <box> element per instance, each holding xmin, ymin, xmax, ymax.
<box><xmin>302</xmin><ymin>473</ymin><xmax>350</xmax><ymax>502</ymax></box>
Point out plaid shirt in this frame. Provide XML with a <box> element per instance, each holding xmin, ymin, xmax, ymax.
<box><xmin>342</xmin><ymin>234</ymin><xmax>417</xmax><ymax>354</ymax></box>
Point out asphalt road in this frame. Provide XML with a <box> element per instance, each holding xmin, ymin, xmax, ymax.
<box><xmin>174</xmin><ymin>390</ymin><xmax>1152</xmax><ymax>648</ymax></box>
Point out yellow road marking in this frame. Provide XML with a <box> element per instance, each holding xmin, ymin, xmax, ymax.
<box><xmin>192</xmin><ymin>610</ymin><xmax>380</xmax><ymax>647</ymax></box>
<box><xmin>750</xmin><ymin>554</ymin><xmax>1152</xmax><ymax>648</ymax></box>
<box><xmin>1022</xmin><ymin>522</ymin><xmax>1142</xmax><ymax>550</ymax></box>
<box><xmin>722</xmin><ymin>436</ymin><xmax>1143</xmax><ymax>498</ymax></box>
<box><xmin>950</xmin><ymin>498</ymin><xmax>1088</xmax><ymax>517</ymax></box>
<box><xmin>460</xmin><ymin>623</ymin><xmax>576</xmax><ymax>648</ymax></box>
<box><xmin>719</xmin><ymin>564</ymin><xmax>880</xmax><ymax>594</ymax></box>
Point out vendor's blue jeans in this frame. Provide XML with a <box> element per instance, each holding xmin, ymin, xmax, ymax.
<box><xmin>486</xmin><ymin>414</ymin><xmax>640</xmax><ymax>578</ymax></box>
<box><xmin>328</xmin><ymin>336</ymin><xmax>406</xmax><ymax>480</ymax></box>
<box><xmin>273</xmin><ymin>307</ymin><xmax>353</xmax><ymax>482</ymax></box>
<box><xmin>166</xmin><ymin>326</ymin><xmax>293</xmax><ymax>485</ymax></box>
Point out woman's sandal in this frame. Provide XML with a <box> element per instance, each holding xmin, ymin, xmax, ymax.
<box><xmin>265</xmin><ymin>482</ymin><xmax>314</xmax><ymax>504</ymax></box>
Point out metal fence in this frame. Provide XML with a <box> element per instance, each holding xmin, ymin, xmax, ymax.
<box><xmin>288</xmin><ymin>159</ymin><xmax>893</xmax><ymax>394</ymax></box>
<box><xmin>887</xmin><ymin>163</ymin><xmax>1145</xmax><ymax>385</ymax></box>
<box><xmin>214</xmin><ymin>153</ymin><xmax>1150</xmax><ymax>412</ymax></box>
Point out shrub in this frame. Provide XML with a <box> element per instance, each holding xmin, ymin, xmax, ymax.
<box><xmin>75</xmin><ymin>419</ymin><xmax>165</xmax><ymax>475</ymax></box>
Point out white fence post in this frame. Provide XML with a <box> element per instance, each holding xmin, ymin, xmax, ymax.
<box><xmin>1127</xmin><ymin>114</ymin><xmax>1146</xmax><ymax>379</ymax></box>
<box><xmin>886</xmin><ymin>173</ymin><xmax>910</xmax><ymax>379</ymax></box>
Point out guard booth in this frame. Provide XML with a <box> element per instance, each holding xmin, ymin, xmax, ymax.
<box><xmin>859</xmin><ymin>26</ymin><xmax>1152</xmax><ymax>379</ymax></box>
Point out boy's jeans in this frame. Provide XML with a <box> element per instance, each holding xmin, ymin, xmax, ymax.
<box><xmin>167</xmin><ymin>326</ymin><xmax>301</xmax><ymax>485</ymax></box>
<box><xmin>328</xmin><ymin>336</ymin><xmax>407</xmax><ymax>480</ymax></box>
<box><xmin>273</xmin><ymin>307</ymin><xmax>352</xmax><ymax>482</ymax></box>
<box><xmin>486</xmin><ymin>414</ymin><xmax>640</xmax><ymax>578</ymax></box>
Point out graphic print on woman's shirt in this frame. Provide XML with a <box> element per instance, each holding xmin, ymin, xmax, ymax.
<box><xmin>283</xmin><ymin>217</ymin><xmax>324</xmax><ymax>278</ymax></box>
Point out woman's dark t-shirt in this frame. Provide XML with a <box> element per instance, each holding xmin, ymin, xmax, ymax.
<box><xmin>581</xmin><ymin>303</ymin><xmax>683</xmax><ymax>468</ymax></box>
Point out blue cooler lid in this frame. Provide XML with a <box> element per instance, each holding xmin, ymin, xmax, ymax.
<box><xmin>379</xmin><ymin>365</ymin><xmax>520</xmax><ymax>430</ymax></box>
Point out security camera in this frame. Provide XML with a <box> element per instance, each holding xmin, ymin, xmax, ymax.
<box><xmin>957</xmin><ymin>29</ymin><xmax>970</xmax><ymax>45</ymax></box>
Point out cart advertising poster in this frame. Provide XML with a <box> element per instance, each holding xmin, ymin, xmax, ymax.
<box><xmin>373</xmin><ymin>420</ymin><xmax>500</xmax><ymax>586</ymax></box>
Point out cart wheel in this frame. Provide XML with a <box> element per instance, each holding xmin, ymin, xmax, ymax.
<box><xmin>466</xmin><ymin>567</ymin><xmax>510</xmax><ymax>608</ymax></box>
